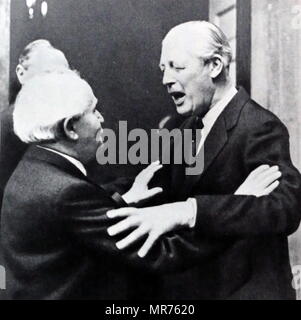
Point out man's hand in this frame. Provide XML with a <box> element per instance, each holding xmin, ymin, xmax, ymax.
<box><xmin>110</xmin><ymin>165</ymin><xmax>281</xmax><ymax>258</ymax></box>
<box><xmin>107</xmin><ymin>201</ymin><xmax>194</xmax><ymax>257</ymax></box>
<box><xmin>235</xmin><ymin>165</ymin><xmax>281</xmax><ymax>197</ymax></box>
<box><xmin>122</xmin><ymin>161</ymin><xmax>163</xmax><ymax>204</ymax></box>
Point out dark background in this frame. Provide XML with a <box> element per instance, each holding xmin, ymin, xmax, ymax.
<box><xmin>10</xmin><ymin>0</ymin><xmax>209</xmax><ymax>178</ymax></box>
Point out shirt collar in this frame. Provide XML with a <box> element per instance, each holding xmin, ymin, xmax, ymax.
<box><xmin>203</xmin><ymin>86</ymin><xmax>238</xmax><ymax>126</ymax></box>
<box><xmin>37</xmin><ymin>146</ymin><xmax>87</xmax><ymax>176</ymax></box>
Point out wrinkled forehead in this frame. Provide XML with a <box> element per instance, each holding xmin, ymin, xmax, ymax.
<box><xmin>160</xmin><ymin>32</ymin><xmax>201</xmax><ymax>63</ymax></box>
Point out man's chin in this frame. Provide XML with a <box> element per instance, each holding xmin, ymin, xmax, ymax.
<box><xmin>176</xmin><ymin>104</ymin><xmax>191</xmax><ymax>117</ymax></box>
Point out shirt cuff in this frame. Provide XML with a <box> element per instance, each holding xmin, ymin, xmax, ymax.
<box><xmin>186</xmin><ymin>198</ymin><xmax>197</xmax><ymax>228</ymax></box>
<box><xmin>111</xmin><ymin>192</ymin><xmax>128</xmax><ymax>208</ymax></box>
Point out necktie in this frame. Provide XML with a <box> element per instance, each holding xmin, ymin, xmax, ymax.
<box><xmin>178</xmin><ymin>114</ymin><xmax>204</xmax><ymax>170</ymax></box>
<box><xmin>177</xmin><ymin>115</ymin><xmax>205</xmax><ymax>198</ymax></box>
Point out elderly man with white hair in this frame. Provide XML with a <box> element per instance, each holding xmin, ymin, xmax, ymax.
<box><xmin>0</xmin><ymin>39</ymin><xmax>70</xmax><ymax>209</ymax></box>
<box><xmin>1</xmin><ymin>70</ymin><xmax>171</xmax><ymax>299</ymax></box>
<box><xmin>0</xmin><ymin>39</ymin><xmax>70</xmax><ymax>300</ymax></box>
<box><xmin>107</xmin><ymin>21</ymin><xmax>301</xmax><ymax>300</ymax></box>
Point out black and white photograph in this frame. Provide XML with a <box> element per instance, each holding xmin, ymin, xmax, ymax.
<box><xmin>0</xmin><ymin>0</ymin><xmax>301</xmax><ymax>303</ymax></box>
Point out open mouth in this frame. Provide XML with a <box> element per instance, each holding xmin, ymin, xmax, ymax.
<box><xmin>170</xmin><ymin>91</ymin><xmax>185</xmax><ymax>106</ymax></box>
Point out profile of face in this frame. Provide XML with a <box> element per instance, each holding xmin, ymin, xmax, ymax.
<box><xmin>159</xmin><ymin>32</ymin><xmax>215</xmax><ymax>117</ymax></box>
<box><xmin>14</xmin><ymin>70</ymin><xmax>104</xmax><ymax>166</ymax></box>
<box><xmin>16</xmin><ymin>46</ymin><xmax>69</xmax><ymax>85</ymax></box>
<box><xmin>70</xmin><ymin>98</ymin><xmax>105</xmax><ymax>162</ymax></box>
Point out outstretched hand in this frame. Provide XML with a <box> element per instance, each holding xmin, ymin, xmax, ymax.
<box><xmin>110</xmin><ymin>164</ymin><xmax>281</xmax><ymax>258</ymax></box>
<box><xmin>122</xmin><ymin>161</ymin><xmax>163</xmax><ymax>204</ymax></box>
<box><xmin>235</xmin><ymin>165</ymin><xmax>281</xmax><ymax>197</ymax></box>
<box><xmin>107</xmin><ymin>201</ymin><xmax>194</xmax><ymax>258</ymax></box>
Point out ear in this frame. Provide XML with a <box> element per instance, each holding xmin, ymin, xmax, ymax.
<box><xmin>209</xmin><ymin>55</ymin><xmax>223</xmax><ymax>79</ymax></box>
<box><xmin>16</xmin><ymin>64</ymin><xmax>26</xmax><ymax>84</ymax></box>
<box><xmin>63</xmin><ymin>117</ymin><xmax>79</xmax><ymax>141</ymax></box>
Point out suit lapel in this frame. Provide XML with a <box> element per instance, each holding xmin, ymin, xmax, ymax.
<box><xmin>174</xmin><ymin>87</ymin><xmax>251</xmax><ymax>198</ymax></box>
<box><xmin>202</xmin><ymin>114</ymin><xmax>228</xmax><ymax>174</ymax></box>
<box><xmin>170</xmin><ymin>116</ymin><xmax>196</xmax><ymax>199</ymax></box>
<box><xmin>178</xmin><ymin>116</ymin><xmax>228</xmax><ymax>198</ymax></box>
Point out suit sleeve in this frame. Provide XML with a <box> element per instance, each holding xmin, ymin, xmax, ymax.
<box><xmin>194</xmin><ymin>119</ymin><xmax>301</xmax><ymax>237</ymax></box>
<box><xmin>59</xmin><ymin>182</ymin><xmax>231</xmax><ymax>274</ymax></box>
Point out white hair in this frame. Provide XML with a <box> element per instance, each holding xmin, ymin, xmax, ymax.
<box><xmin>18</xmin><ymin>39</ymin><xmax>52</xmax><ymax>67</ymax></box>
<box><xmin>13</xmin><ymin>70</ymin><xmax>96</xmax><ymax>143</ymax></box>
<box><xmin>16</xmin><ymin>39</ymin><xmax>70</xmax><ymax>88</ymax></box>
<box><xmin>163</xmin><ymin>20</ymin><xmax>233</xmax><ymax>69</ymax></box>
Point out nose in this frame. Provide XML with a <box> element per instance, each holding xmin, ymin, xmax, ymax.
<box><xmin>96</xmin><ymin>110</ymin><xmax>104</xmax><ymax>123</ymax></box>
<box><xmin>162</xmin><ymin>68</ymin><xmax>176</xmax><ymax>87</ymax></box>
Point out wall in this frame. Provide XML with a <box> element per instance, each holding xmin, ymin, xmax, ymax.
<box><xmin>209</xmin><ymin>0</ymin><xmax>252</xmax><ymax>94</ymax></box>
<box><xmin>251</xmin><ymin>0</ymin><xmax>301</xmax><ymax>299</ymax></box>
<box><xmin>0</xmin><ymin>0</ymin><xmax>10</xmax><ymax>300</ymax></box>
<box><xmin>0</xmin><ymin>0</ymin><xmax>10</xmax><ymax>112</ymax></box>
<box><xmin>209</xmin><ymin>0</ymin><xmax>237</xmax><ymax>83</ymax></box>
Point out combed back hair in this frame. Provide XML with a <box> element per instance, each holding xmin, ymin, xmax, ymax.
<box><xmin>18</xmin><ymin>39</ymin><xmax>52</xmax><ymax>69</ymax></box>
<box><xmin>13</xmin><ymin>70</ymin><xmax>97</xmax><ymax>144</ymax></box>
<box><xmin>163</xmin><ymin>20</ymin><xmax>233</xmax><ymax>69</ymax></box>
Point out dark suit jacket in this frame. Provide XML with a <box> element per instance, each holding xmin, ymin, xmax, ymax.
<box><xmin>1</xmin><ymin>146</ymin><xmax>230</xmax><ymax>300</ymax></box>
<box><xmin>0</xmin><ymin>106</ymin><xmax>27</xmax><ymax>211</ymax></box>
<box><xmin>147</xmin><ymin>87</ymin><xmax>301</xmax><ymax>300</ymax></box>
<box><xmin>0</xmin><ymin>106</ymin><xmax>27</xmax><ymax>300</ymax></box>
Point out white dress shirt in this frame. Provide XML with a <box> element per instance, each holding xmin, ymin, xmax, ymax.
<box><xmin>188</xmin><ymin>86</ymin><xmax>238</xmax><ymax>226</ymax></box>
<box><xmin>37</xmin><ymin>146</ymin><xmax>87</xmax><ymax>176</ymax></box>
<box><xmin>196</xmin><ymin>86</ymin><xmax>238</xmax><ymax>155</ymax></box>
